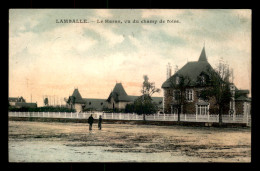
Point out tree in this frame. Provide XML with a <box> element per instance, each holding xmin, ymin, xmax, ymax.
<box><xmin>126</xmin><ymin>95</ymin><xmax>159</xmax><ymax>115</ymax></box>
<box><xmin>139</xmin><ymin>75</ymin><xmax>161</xmax><ymax>121</ymax></box>
<box><xmin>44</xmin><ymin>98</ymin><xmax>49</xmax><ymax>106</ymax></box>
<box><xmin>67</xmin><ymin>96</ymin><xmax>76</xmax><ymax>110</ymax></box>
<box><xmin>168</xmin><ymin>75</ymin><xmax>191</xmax><ymax>121</ymax></box>
<box><xmin>199</xmin><ymin>60</ymin><xmax>232</xmax><ymax>126</ymax></box>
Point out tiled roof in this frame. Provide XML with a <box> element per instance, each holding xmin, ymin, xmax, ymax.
<box><xmin>83</xmin><ymin>98</ymin><xmax>108</xmax><ymax>110</ymax></box>
<box><xmin>198</xmin><ymin>46</ymin><xmax>207</xmax><ymax>62</ymax></box>
<box><xmin>107</xmin><ymin>83</ymin><xmax>132</xmax><ymax>102</ymax></box>
<box><xmin>128</xmin><ymin>95</ymin><xmax>163</xmax><ymax>107</ymax></box>
<box><xmin>236</xmin><ymin>90</ymin><xmax>250</xmax><ymax>94</ymax></box>
<box><xmin>9</xmin><ymin>97</ymin><xmax>19</xmax><ymax>102</ymax></box>
<box><xmin>14</xmin><ymin>102</ymin><xmax>37</xmax><ymax>108</ymax></box>
<box><xmin>162</xmin><ymin>47</ymin><xmax>214</xmax><ymax>88</ymax></box>
<box><xmin>235</xmin><ymin>96</ymin><xmax>251</xmax><ymax>101</ymax></box>
<box><xmin>71</xmin><ymin>89</ymin><xmax>85</xmax><ymax>104</ymax></box>
<box><xmin>9</xmin><ymin>97</ymin><xmax>26</xmax><ymax>102</ymax></box>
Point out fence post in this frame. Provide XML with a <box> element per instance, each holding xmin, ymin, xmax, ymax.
<box><xmin>112</xmin><ymin>113</ymin><xmax>113</xmax><ymax>119</ymax></box>
<box><xmin>196</xmin><ymin>113</ymin><xmax>197</xmax><ymax>121</ymax></box>
<box><xmin>71</xmin><ymin>112</ymin><xmax>72</xmax><ymax>118</ymax></box>
<box><xmin>185</xmin><ymin>114</ymin><xmax>186</xmax><ymax>121</ymax></box>
<box><xmin>154</xmin><ymin>114</ymin><xmax>155</xmax><ymax>119</ymax></box>
<box><xmin>164</xmin><ymin>113</ymin><xmax>165</xmax><ymax>120</ymax></box>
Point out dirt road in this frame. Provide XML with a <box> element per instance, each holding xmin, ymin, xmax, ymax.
<box><xmin>8</xmin><ymin>121</ymin><xmax>251</xmax><ymax>162</ymax></box>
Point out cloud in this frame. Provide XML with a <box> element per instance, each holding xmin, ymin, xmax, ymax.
<box><xmin>94</xmin><ymin>9</ymin><xmax>113</xmax><ymax>18</ymax></box>
<box><xmin>9</xmin><ymin>9</ymin><xmax>252</xmax><ymax>106</ymax></box>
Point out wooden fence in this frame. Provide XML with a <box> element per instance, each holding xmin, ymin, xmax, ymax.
<box><xmin>8</xmin><ymin>112</ymin><xmax>251</xmax><ymax>126</ymax></box>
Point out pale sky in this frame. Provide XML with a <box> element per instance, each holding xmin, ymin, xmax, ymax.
<box><xmin>9</xmin><ymin>9</ymin><xmax>251</xmax><ymax>106</ymax></box>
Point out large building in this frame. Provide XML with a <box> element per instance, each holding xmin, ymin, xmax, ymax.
<box><xmin>66</xmin><ymin>83</ymin><xmax>163</xmax><ymax>113</ymax></box>
<box><xmin>161</xmin><ymin>47</ymin><xmax>251</xmax><ymax>116</ymax></box>
<box><xmin>107</xmin><ymin>83</ymin><xmax>163</xmax><ymax>111</ymax></box>
<box><xmin>66</xmin><ymin>88</ymin><xmax>107</xmax><ymax>112</ymax></box>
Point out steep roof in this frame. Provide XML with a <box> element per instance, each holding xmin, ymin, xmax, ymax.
<box><xmin>71</xmin><ymin>88</ymin><xmax>85</xmax><ymax>104</ymax></box>
<box><xmin>198</xmin><ymin>46</ymin><xmax>207</xmax><ymax>62</ymax></box>
<box><xmin>162</xmin><ymin>47</ymin><xmax>214</xmax><ymax>88</ymax></box>
<box><xmin>107</xmin><ymin>83</ymin><xmax>132</xmax><ymax>102</ymax></box>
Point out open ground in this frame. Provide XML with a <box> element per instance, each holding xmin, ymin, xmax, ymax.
<box><xmin>8</xmin><ymin>121</ymin><xmax>251</xmax><ymax>162</ymax></box>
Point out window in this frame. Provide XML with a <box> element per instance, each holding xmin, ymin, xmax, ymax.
<box><xmin>186</xmin><ymin>89</ymin><xmax>193</xmax><ymax>101</ymax></box>
<box><xmin>197</xmin><ymin>105</ymin><xmax>209</xmax><ymax>115</ymax></box>
<box><xmin>176</xmin><ymin>76</ymin><xmax>180</xmax><ymax>84</ymax></box>
<box><xmin>201</xmin><ymin>76</ymin><xmax>206</xmax><ymax>84</ymax></box>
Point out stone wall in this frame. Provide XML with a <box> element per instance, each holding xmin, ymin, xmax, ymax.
<box><xmin>107</xmin><ymin>97</ymin><xmax>132</xmax><ymax>110</ymax></box>
<box><xmin>74</xmin><ymin>104</ymin><xmax>83</xmax><ymax>113</ymax></box>
<box><xmin>118</xmin><ymin>101</ymin><xmax>132</xmax><ymax>110</ymax></box>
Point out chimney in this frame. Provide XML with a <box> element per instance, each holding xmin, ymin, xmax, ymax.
<box><xmin>166</xmin><ymin>63</ymin><xmax>172</xmax><ymax>79</ymax></box>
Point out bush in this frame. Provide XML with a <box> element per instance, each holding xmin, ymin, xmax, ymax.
<box><xmin>9</xmin><ymin>106</ymin><xmax>75</xmax><ymax>112</ymax></box>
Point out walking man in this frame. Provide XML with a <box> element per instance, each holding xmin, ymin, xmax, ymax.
<box><xmin>98</xmin><ymin>115</ymin><xmax>102</xmax><ymax>130</ymax></box>
<box><xmin>88</xmin><ymin>114</ymin><xmax>94</xmax><ymax>131</ymax></box>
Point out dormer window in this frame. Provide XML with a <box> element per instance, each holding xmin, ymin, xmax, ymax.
<box><xmin>201</xmin><ymin>76</ymin><xmax>206</xmax><ymax>84</ymax></box>
<box><xmin>176</xmin><ymin>76</ymin><xmax>180</xmax><ymax>85</ymax></box>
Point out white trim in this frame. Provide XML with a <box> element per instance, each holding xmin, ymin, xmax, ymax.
<box><xmin>185</xmin><ymin>89</ymin><xmax>194</xmax><ymax>102</ymax></box>
<box><xmin>196</xmin><ymin>104</ymin><xmax>209</xmax><ymax>115</ymax></box>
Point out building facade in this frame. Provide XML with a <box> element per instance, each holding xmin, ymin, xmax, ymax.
<box><xmin>8</xmin><ymin>96</ymin><xmax>37</xmax><ymax>108</ymax></box>
<box><xmin>66</xmin><ymin>83</ymin><xmax>163</xmax><ymax>113</ymax></box>
<box><xmin>106</xmin><ymin>83</ymin><xmax>163</xmax><ymax>112</ymax></box>
<box><xmin>161</xmin><ymin>47</ymin><xmax>251</xmax><ymax>116</ymax></box>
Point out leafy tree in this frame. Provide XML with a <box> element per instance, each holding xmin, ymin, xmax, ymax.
<box><xmin>44</xmin><ymin>98</ymin><xmax>49</xmax><ymax>106</ymax></box>
<box><xmin>139</xmin><ymin>75</ymin><xmax>161</xmax><ymax>121</ymax></box>
<box><xmin>67</xmin><ymin>96</ymin><xmax>76</xmax><ymax>110</ymax></box>
<box><xmin>199</xmin><ymin>61</ymin><xmax>232</xmax><ymax>125</ymax></box>
<box><xmin>169</xmin><ymin>75</ymin><xmax>191</xmax><ymax>121</ymax></box>
<box><xmin>125</xmin><ymin>103</ymin><xmax>135</xmax><ymax>113</ymax></box>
